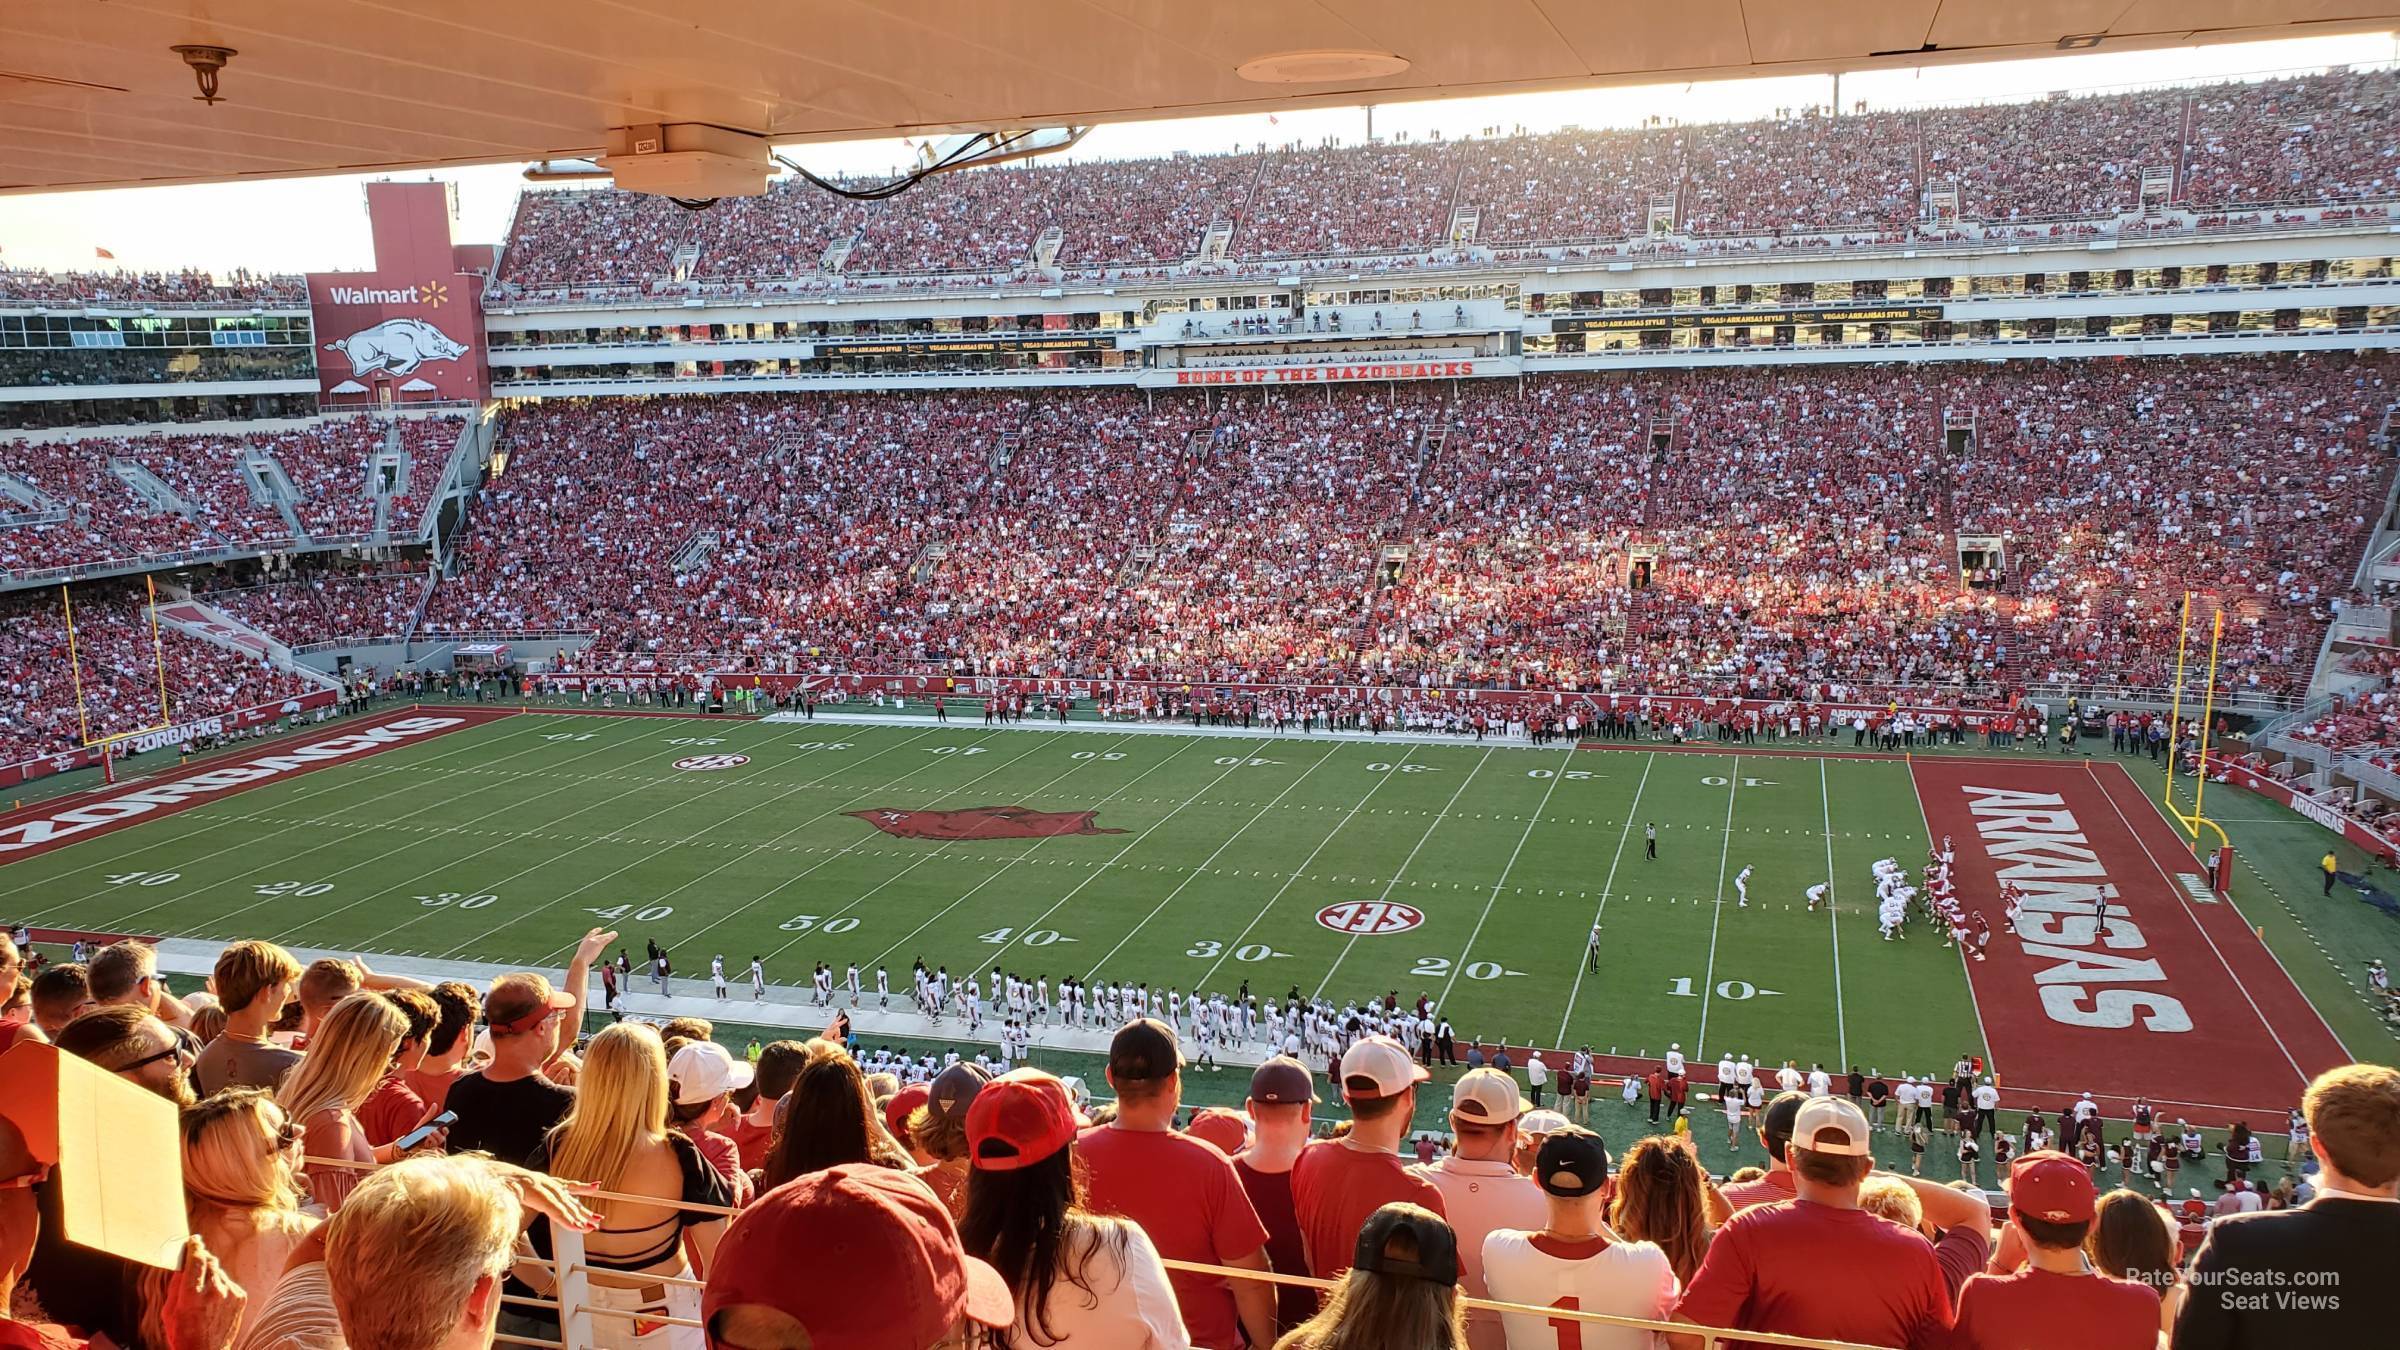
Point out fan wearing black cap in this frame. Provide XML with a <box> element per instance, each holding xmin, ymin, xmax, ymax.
<box><xmin>1077</xmin><ymin>1019</ymin><xmax>1276</xmax><ymax>1350</ymax></box>
<box><xmin>1273</xmin><ymin>1203</ymin><xmax>1467</xmax><ymax>1350</ymax></box>
<box><xmin>1234</xmin><ymin>1057</ymin><xmax>1324</xmax><ymax>1337</ymax></box>
<box><xmin>1716</xmin><ymin>1090</ymin><xmax>1806</xmax><ymax>1213</ymax></box>
<box><xmin>1484</xmin><ymin>1127</ymin><xmax>1678</xmax><ymax>1350</ymax></box>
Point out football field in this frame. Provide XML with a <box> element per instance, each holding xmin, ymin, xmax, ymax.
<box><xmin>0</xmin><ymin>705</ymin><xmax>2352</xmax><ymax>1119</ymax></box>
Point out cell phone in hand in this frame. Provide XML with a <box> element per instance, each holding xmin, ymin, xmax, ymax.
<box><xmin>396</xmin><ymin>1110</ymin><xmax>457</xmax><ymax>1151</ymax></box>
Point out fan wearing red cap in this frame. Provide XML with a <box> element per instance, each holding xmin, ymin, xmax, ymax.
<box><xmin>957</xmin><ymin>1069</ymin><xmax>1189</xmax><ymax>1348</ymax></box>
<box><xmin>1077</xmin><ymin>1019</ymin><xmax>1276</xmax><ymax>1350</ymax></box>
<box><xmin>703</xmin><ymin>1163</ymin><xmax>1012</xmax><ymax>1350</ymax></box>
<box><xmin>1950</xmin><ymin>1151</ymin><xmax>2161</xmax><ymax>1350</ymax></box>
<box><xmin>1292</xmin><ymin>1036</ymin><xmax>1447</xmax><ymax>1286</ymax></box>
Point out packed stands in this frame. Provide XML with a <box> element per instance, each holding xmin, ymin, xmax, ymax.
<box><xmin>489</xmin><ymin>66</ymin><xmax>2400</xmax><ymax>292</ymax></box>
<box><xmin>424</xmin><ymin>354</ymin><xmax>2395</xmax><ymax>700</ymax></box>
<box><xmin>0</xmin><ymin>417</ymin><xmax>458</xmax><ymax>578</ymax></box>
<box><xmin>0</xmin><ymin>583</ymin><xmax>316</xmax><ymax>764</ymax></box>
<box><xmin>201</xmin><ymin>569</ymin><xmax>429</xmax><ymax>648</ymax></box>
<box><xmin>0</xmin><ymin>267</ymin><xmax>306</xmax><ymax>306</ymax></box>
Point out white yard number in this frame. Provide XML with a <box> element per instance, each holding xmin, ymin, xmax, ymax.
<box><xmin>543</xmin><ymin>733</ymin><xmax>597</xmax><ymax>742</ymax></box>
<box><xmin>928</xmin><ymin>746</ymin><xmax>988</xmax><ymax>756</ymax></box>
<box><xmin>666</xmin><ymin>737</ymin><xmax>725</xmax><ymax>747</ymax></box>
<box><xmin>587</xmin><ymin>903</ymin><xmax>674</xmax><ymax>922</ymax></box>
<box><xmin>777</xmin><ymin>914</ymin><xmax>861</xmax><ymax>933</ymax></box>
<box><xmin>1700</xmin><ymin>775</ymin><xmax>1777</xmax><ymax>787</ymax></box>
<box><xmin>1072</xmin><ymin>751</ymin><xmax>1127</xmax><ymax>761</ymax></box>
<box><xmin>978</xmin><ymin>927</ymin><xmax>1066</xmax><ymax>947</ymax></box>
<box><xmin>1214</xmin><ymin>756</ymin><xmax>1278</xmax><ymax>767</ymax></box>
<box><xmin>1526</xmin><ymin>769</ymin><xmax>1598</xmax><ymax>780</ymax></box>
<box><xmin>1184</xmin><ymin>939</ymin><xmax>1281</xmax><ymax>962</ymax></box>
<box><xmin>105</xmin><ymin>871</ymin><xmax>180</xmax><ymax>887</ymax></box>
<box><xmin>255</xmin><ymin>880</ymin><xmax>333</xmax><ymax>898</ymax></box>
<box><xmin>418</xmin><ymin>892</ymin><xmax>498</xmax><ymax>910</ymax></box>
<box><xmin>1365</xmin><ymin>762</ymin><xmax>1436</xmax><ymax>773</ymax></box>
<box><xmin>791</xmin><ymin>742</ymin><xmax>852</xmax><ymax>751</ymax></box>
<box><xmin>1410</xmin><ymin>957</ymin><xmax>1511</xmax><ymax>980</ymax></box>
<box><xmin>1667</xmin><ymin>977</ymin><xmax>1758</xmax><ymax>999</ymax></box>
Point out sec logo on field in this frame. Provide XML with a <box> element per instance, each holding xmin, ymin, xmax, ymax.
<box><xmin>1315</xmin><ymin>901</ymin><xmax>1424</xmax><ymax>935</ymax></box>
<box><xmin>672</xmin><ymin>754</ymin><xmax>750</xmax><ymax>772</ymax></box>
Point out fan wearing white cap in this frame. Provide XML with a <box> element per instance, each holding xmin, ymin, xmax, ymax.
<box><xmin>669</xmin><ymin>1039</ymin><xmax>756</xmax><ymax>1204</ymax></box>
<box><xmin>1413</xmin><ymin>1069</ymin><xmax>1545</xmax><ymax>1350</ymax></box>
<box><xmin>1293</xmin><ymin>1035</ymin><xmax>1448</xmax><ymax>1284</ymax></box>
<box><xmin>1485</xmin><ymin>1126</ymin><xmax>1678</xmax><ymax>1350</ymax></box>
<box><xmin>1673</xmin><ymin>1096</ymin><xmax>1952</xmax><ymax>1350</ymax></box>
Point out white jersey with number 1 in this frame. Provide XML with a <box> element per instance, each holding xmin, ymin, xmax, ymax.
<box><xmin>1482</xmin><ymin>1231</ymin><xmax>1678</xmax><ymax>1350</ymax></box>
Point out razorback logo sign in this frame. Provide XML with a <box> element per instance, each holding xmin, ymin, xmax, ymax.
<box><xmin>846</xmin><ymin>806</ymin><xmax>1127</xmax><ymax>841</ymax></box>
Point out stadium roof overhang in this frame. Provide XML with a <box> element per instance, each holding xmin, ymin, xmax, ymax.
<box><xmin>3</xmin><ymin>0</ymin><xmax>2396</xmax><ymax>195</ymax></box>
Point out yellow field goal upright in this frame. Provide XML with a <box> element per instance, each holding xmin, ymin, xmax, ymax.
<box><xmin>60</xmin><ymin>574</ymin><xmax>175</xmax><ymax>755</ymax></box>
<box><xmin>2163</xmin><ymin>591</ymin><xmax>2235</xmax><ymax>884</ymax></box>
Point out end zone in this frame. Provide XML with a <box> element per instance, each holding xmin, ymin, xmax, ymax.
<box><xmin>1911</xmin><ymin>755</ymin><xmax>2350</xmax><ymax>1120</ymax></box>
<box><xmin>0</xmin><ymin>708</ymin><xmax>517</xmax><ymax>866</ymax></box>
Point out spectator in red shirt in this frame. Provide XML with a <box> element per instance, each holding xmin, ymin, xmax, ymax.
<box><xmin>1669</xmin><ymin>1097</ymin><xmax>1953</xmax><ymax>1349</ymax></box>
<box><xmin>1718</xmin><ymin>1092</ymin><xmax>1804</xmax><ymax>1212</ymax></box>
<box><xmin>354</xmin><ymin>989</ymin><xmax>439</xmax><ymax>1148</ymax></box>
<box><xmin>669</xmin><ymin>1039</ymin><xmax>757</xmax><ymax>1205</ymax></box>
<box><xmin>399</xmin><ymin>980</ymin><xmax>480</xmax><ymax>1117</ymax></box>
<box><xmin>1235</xmin><ymin>1057</ymin><xmax>1322</xmax><ymax>1338</ymax></box>
<box><xmin>1078</xmin><ymin>1019</ymin><xmax>1276</xmax><ymax>1350</ymax></box>
<box><xmin>1954</xmin><ymin>1152</ymin><xmax>2159</xmax><ymax>1350</ymax></box>
<box><xmin>726</xmin><ymin>1039</ymin><xmax>806</xmax><ymax>1172</ymax></box>
<box><xmin>1293</xmin><ymin>1035</ymin><xmax>1448</xmax><ymax>1284</ymax></box>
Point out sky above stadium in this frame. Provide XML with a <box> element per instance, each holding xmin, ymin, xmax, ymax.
<box><xmin>0</xmin><ymin>31</ymin><xmax>2393</xmax><ymax>276</ymax></box>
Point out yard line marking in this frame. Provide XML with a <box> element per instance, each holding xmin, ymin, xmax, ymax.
<box><xmin>1314</xmin><ymin>747</ymin><xmax>1495</xmax><ymax>999</ymax></box>
<box><xmin>743</xmin><ymin>732</ymin><xmax>1165</xmax><ymax>971</ymax></box>
<box><xmin>1075</xmin><ymin>742</ymin><xmax>1343</xmax><ymax>989</ymax></box>
<box><xmin>418</xmin><ymin>728</ymin><xmax>1008</xmax><ymax>959</ymax></box>
<box><xmin>1904</xmin><ymin>763</ymin><xmax>1996</xmax><ymax>1076</ymax></box>
<box><xmin>1185</xmin><ymin>745</ymin><xmax>1420</xmax><ymax>992</ymax></box>
<box><xmin>1436</xmin><ymin>748</ymin><xmax>1571</xmax><ymax>1015</ymax></box>
<box><xmin>1557</xmin><ymin>752</ymin><xmax>1654</xmax><ymax>1044</ymax></box>
<box><xmin>0</xmin><ymin>713</ymin><xmax>563</xmax><ymax>909</ymax></box>
<box><xmin>864</xmin><ymin>740</ymin><xmax>1255</xmax><ymax>972</ymax></box>
<box><xmin>551</xmin><ymin>728</ymin><xmax>1080</xmax><ymax>967</ymax></box>
<box><xmin>24</xmin><ymin>718</ymin><xmax>646</xmax><ymax>933</ymax></box>
<box><xmin>1695</xmin><ymin>761</ymin><xmax>1738</xmax><ymax>1059</ymax></box>
<box><xmin>246</xmin><ymin>724</ymin><xmax>902</xmax><ymax>946</ymax></box>
<box><xmin>1820</xmin><ymin>758</ymin><xmax>1846</xmax><ymax>1067</ymax></box>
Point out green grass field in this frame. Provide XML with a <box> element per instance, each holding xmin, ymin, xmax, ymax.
<box><xmin>0</xmin><ymin>709</ymin><xmax>1993</xmax><ymax>1071</ymax></box>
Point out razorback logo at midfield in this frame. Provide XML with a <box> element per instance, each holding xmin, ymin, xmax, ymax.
<box><xmin>846</xmin><ymin>806</ymin><xmax>1127</xmax><ymax>841</ymax></box>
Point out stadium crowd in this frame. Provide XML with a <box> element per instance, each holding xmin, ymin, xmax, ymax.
<box><xmin>0</xmin><ymin>926</ymin><xmax>2389</xmax><ymax>1350</ymax></box>
<box><xmin>420</xmin><ymin>355</ymin><xmax>2392</xmax><ymax>701</ymax></box>
<box><xmin>488</xmin><ymin>67</ymin><xmax>2400</xmax><ymax>292</ymax></box>
<box><xmin>0</xmin><ymin>268</ymin><xmax>307</xmax><ymax>307</ymax></box>
<box><xmin>0</xmin><ymin>583</ymin><xmax>317</xmax><ymax>764</ymax></box>
<box><xmin>199</xmin><ymin>569</ymin><xmax>431</xmax><ymax>649</ymax></box>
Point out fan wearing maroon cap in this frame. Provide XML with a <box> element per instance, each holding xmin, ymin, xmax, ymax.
<box><xmin>959</xmin><ymin>1068</ymin><xmax>1189</xmax><ymax>1347</ymax></box>
<box><xmin>1234</xmin><ymin>1057</ymin><xmax>1324</xmax><ymax>1337</ymax></box>
<box><xmin>1950</xmin><ymin>1151</ymin><xmax>2159</xmax><ymax>1350</ymax></box>
<box><xmin>1292</xmin><ymin>1035</ymin><xmax>1448</xmax><ymax>1288</ymax></box>
<box><xmin>1077</xmin><ymin>1019</ymin><xmax>1277</xmax><ymax>1350</ymax></box>
<box><xmin>702</xmin><ymin>1163</ymin><xmax>1013</xmax><ymax>1350</ymax></box>
<box><xmin>1667</xmin><ymin>1097</ymin><xmax>1952</xmax><ymax>1350</ymax></box>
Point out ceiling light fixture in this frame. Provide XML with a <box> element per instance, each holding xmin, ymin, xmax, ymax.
<box><xmin>1237</xmin><ymin>50</ymin><xmax>1410</xmax><ymax>85</ymax></box>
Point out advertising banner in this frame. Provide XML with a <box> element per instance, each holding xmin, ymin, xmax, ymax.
<box><xmin>308</xmin><ymin>182</ymin><xmax>489</xmax><ymax>406</ymax></box>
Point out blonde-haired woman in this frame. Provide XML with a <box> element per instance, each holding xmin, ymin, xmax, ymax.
<box><xmin>525</xmin><ymin>1021</ymin><xmax>730</xmax><ymax>1349</ymax></box>
<box><xmin>181</xmin><ymin>1087</ymin><xmax>320</xmax><ymax>1321</ymax></box>
<box><xmin>276</xmin><ymin>991</ymin><xmax>412</xmax><ymax>1211</ymax></box>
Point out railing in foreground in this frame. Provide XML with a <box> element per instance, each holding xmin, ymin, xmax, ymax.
<box><xmin>306</xmin><ymin>1156</ymin><xmax>1888</xmax><ymax>1350</ymax></box>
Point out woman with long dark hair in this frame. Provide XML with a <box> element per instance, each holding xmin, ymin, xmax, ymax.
<box><xmin>1273</xmin><ymin>1203</ymin><xmax>1465</xmax><ymax>1350</ymax></box>
<box><xmin>958</xmin><ymin>1069</ymin><xmax>1186</xmax><ymax>1348</ymax></box>
<box><xmin>757</xmin><ymin>1038</ymin><xmax>908</xmax><ymax>1190</ymax></box>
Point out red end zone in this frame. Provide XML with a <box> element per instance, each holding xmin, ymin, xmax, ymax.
<box><xmin>0</xmin><ymin>707</ymin><xmax>516</xmax><ymax>866</ymax></box>
<box><xmin>1912</xmin><ymin>756</ymin><xmax>2351</xmax><ymax>1124</ymax></box>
